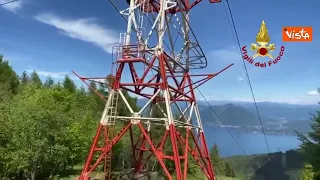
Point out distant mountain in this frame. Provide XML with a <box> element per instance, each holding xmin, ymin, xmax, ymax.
<box><xmin>137</xmin><ymin>99</ymin><xmax>261</xmax><ymax>125</ymax></box>
<box><xmin>136</xmin><ymin>98</ymin><xmax>318</xmax><ymax>132</ymax></box>
<box><xmin>198</xmin><ymin>103</ymin><xmax>260</xmax><ymax>126</ymax></box>
<box><xmin>137</xmin><ymin>98</ymin><xmax>318</xmax><ymax>122</ymax></box>
<box><xmin>199</xmin><ymin>100</ymin><xmax>319</xmax><ymax>121</ymax></box>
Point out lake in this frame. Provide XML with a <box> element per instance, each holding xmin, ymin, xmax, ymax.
<box><xmin>203</xmin><ymin>126</ymin><xmax>302</xmax><ymax>157</ymax></box>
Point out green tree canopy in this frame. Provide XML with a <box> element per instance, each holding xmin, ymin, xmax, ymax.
<box><xmin>300</xmin><ymin>164</ymin><xmax>315</xmax><ymax>180</ymax></box>
<box><xmin>44</xmin><ymin>76</ymin><xmax>54</xmax><ymax>88</ymax></box>
<box><xmin>225</xmin><ymin>162</ymin><xmax>236</xmax><ymax>177</ymax></box>
<box><xmin>30</xmin><ymin>71</ymin><xmax>42</xmax><ymax>87</ymax></box>
<box><xmin>20</xmin><ymin>71</ymin><xmax>29</xmax><ymax>84</ymax></box>
<box><xmin>62</xmin><ymin>75</ymin><xmax>76</xmax><ymax>93</ymax></box>
<box><xmin>297</xmin><ymin>94</ymin><xmax>320</xmax><ymax>179</ymax></box>
<box><xmin>209</xmin><ymin>143</ymin><xmax>236</xmax><ymax>177</ymax></box>
<box><xmin>0</xmin><ymin>55</ymin><xmax>19</xmax><ymax>94</ymax></box>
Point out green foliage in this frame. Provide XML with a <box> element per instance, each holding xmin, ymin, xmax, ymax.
<box><xmin>210</xmin><ymin>144</ymin><xmax>224</xmax><ymax>175</ymax></box>
<box><xmin>30</xmin><ymin>70</ymin><xmax>42</xmax><ymax>87</ymax></box>
<box><xmin>0</xmin><ymin>55</ymin><xmax>19</xmax><ymax>94</ymax></box>
<box><xmin>7</xmin><ymin>84</ymin><xmax>72</xmax><ymax>179</ymax></box>
<box><xmin>224</xmin><ymin>153</ymin><xmax>270</xmax><ymax>177</ymax></box>
<box><xmin>0</xmin><ymin>56</ymin><xmax>234</xmax><ymax>179</ymax></box>
<box><xmin>225</xmin><ymin>162</ymin><xmax>236</xmax><ymax>177</ymax></box>
<box><xmin>62</xmin><ymin>75</ymin><xmax>76</xmax><ymax>93</ymax></box>
<box><xmin>224</xmin><ymin>150</ymin><xmax>310</xmax><ymax>180</ymax></box>
<box><xmin>20</xmin><ymin>71</ymin><xmax>29</xmax><ymax>84</ymax></box>
<box><xmin>210</xmin><ymin>144</ymin><xmax>236</xmax><ymax>177</ymax></box>
<box><xmin>296</xmin><ymin>104</ymin><xmax>320</xmax><ymax>179</ymax></box>
<box><xmin>0</xmin><ymin>60</ymin><xmax>113</xmax><ymax>179</ymax></box>
<box><xmin>44</xmin><ymin>76</ymin><xmax>54</xmax><ymax>88</ymax></box>
<box><xmin>300</xmin><ymin>164</ymin><xmax>314</xmax><ymax>180</ymax></box>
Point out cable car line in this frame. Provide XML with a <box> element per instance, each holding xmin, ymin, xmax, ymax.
<box><xmin>223</xmin><ymin>0</ymin><xmax>271</xmax><ymax>154</ymax></box>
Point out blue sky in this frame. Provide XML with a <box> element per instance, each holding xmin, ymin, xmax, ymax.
<box><xmin>1</xmin><ymin>0</ymin><xmax>319</xmax><ymax>105</ymax></box>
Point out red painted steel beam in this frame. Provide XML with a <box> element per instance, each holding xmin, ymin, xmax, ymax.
<box><xmin>136</xmin><ymin>0</ymin><xmax>222</xmax><ymax>13</ymax></box>
<box><xmin>75</xmin><ymin>35</ymin><xmax>231</xmax><ymax>179</ymax></box>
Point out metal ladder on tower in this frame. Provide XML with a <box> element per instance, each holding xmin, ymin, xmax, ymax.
<box><xmin>119</xmin><ymin>33</ymin><xmax>126</xmax><ymax>46</ymax></box>
<box><xmin>104</xmin><ymin>90</ymin><xmax>120</xmax><ymax>180</ymax></box>
<box><xmin>139</xmin><ymin>0</ymin><xmax>147</xmax><ymax>27</ymax></box>
<box><xmin>119</xmin><ymin>32</ymin><xmax>129</xmax><ymax>59</ymax></box>
<box><xmin>138</xmin><ymin>0</ymin><xmax>149</xmax><ymax>42</ymax></box>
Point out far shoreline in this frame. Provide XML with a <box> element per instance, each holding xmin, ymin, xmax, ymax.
<box><xmin>205</xmin><ymin>124</ymin><xmax>304</xmax><ymax>137</ymax></box>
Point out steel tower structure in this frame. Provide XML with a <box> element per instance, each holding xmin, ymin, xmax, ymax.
<box><xmin>75</xmin><ymin>0</ymin><xmax>233</xmax><ymax>179</ymax></box>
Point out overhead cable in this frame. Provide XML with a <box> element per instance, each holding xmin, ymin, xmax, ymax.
<box><xmin>0</xmin><ymin>0</ymin><xmax>18</xmax><ymax>6</ymax></box>
<box><xmin>223</xmin><ymin>0</ymin><xmax>271</xmax><ymax>154</ymax></box>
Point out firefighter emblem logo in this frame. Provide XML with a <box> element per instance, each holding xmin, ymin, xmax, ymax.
<box><xmin>242</xmin><ymin>20</ymin><xmax>285</xmax><ymax>68</ymax></box>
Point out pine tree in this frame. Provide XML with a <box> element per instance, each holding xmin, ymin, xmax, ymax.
<box><xmin>62</xmin><ymin>75</ymin><xmax>76</xmax><ymax>93</ymax></box>
<box><xmin>210</xmin><ymin>144</ymin><xmax>225</xmax><ymax>175</ymax></box>
<box><xmin>296</xmin><ymin>99</ymin><xmax>320</xmax><ymax>179</ymax></box>
<box><xmin>78</xmin><ymin>86</ymin><xmax>86</xmax><ymax>95</ymax></box>
<box><xmin>20</xmin><ymin>71</ymin><xmax>29</xmax><ymax>84</ymax></box>
<box><xmin>30</xmin><ymin>70</ymin><xmax>42</xmax><ymax>87</ymax></box>
<box><xmin>0</xmin><ymin>55</ymin><xmax>20</xmax><ymax>94</ymax></box>
<box><xmin>225</xmin><ymin>162</ymin><xmax>236</xmax><ymax>177</ymax></box>
<box><xmin>44</xmin><ymin>76</ymin><xmax>54</xmax><ymax>88</ymax></box>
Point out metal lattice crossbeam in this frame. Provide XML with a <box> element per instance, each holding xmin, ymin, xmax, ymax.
<box><xmin>74</xmin><ymin>1</ymin><xmax>233</xmax><ymax>180</ymax></box>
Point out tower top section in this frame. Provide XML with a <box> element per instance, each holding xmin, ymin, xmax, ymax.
<box><xmin>117</xmin><ymin>0</ymin><xmax>222</xmax><ymax>71</ymax></box>
<box><xmin>125</xmin><ymin>0</ymin><xmax>221</xmax><ymax>13</ymax></box>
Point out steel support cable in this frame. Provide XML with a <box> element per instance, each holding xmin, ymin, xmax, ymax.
<box><xmin>151</xmin><ymin>1</ymin><xmax>248</xmax><ymax>155</ymax></box>
<box><xmin>108</xmin><ymin>0</ymin><xmax>174</xmax><ymax>52</ymax></box>
<box><xmin>0</xmin><ymin>0</ymin><xmax>18</xmax><ymax>6</ymax></box>
<box><xmin>174</xmin><ymin>3</ymin><xmax>209</xmax><ymax>68</ymax></box>
<box><xmin>223</xmin><ymin>0</ymin><xmax>270</xmax><ymax>154</ymax></box>
<box><xmin>196</xmin><ymin>88</ymin><xmax>247</xmax><ymax>155</ymax></box>
<box><xmin>108</xmin><ymin>0</ymin><xmax>128</xmax><ymax>22</ymax></box>
<box><xmin>109</xmin><ymin>0</ymin><xmax>247</xmax><ymax>158</ymax></box>
<box><xmin>110</xmin><ymin>0</ymin><xmax>247</xmax><ymax>155</ymax></box>
<box><xmin>172</xmin><ymin>1</ymin><xmax>248</xmax><ymax>155</ymax></box>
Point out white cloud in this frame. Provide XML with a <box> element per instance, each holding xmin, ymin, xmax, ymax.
<box><xmin>230</xmin><ymin>97</ymin><xmax>320</xmax><ymax>105</ymax></box>
<box><xmin>277</xmin><ymin>98</ymin><xmax>315</xmax><ymax>105</ymax></box>
<box><xmin>34</xmin><ymin>13</ymin><xmax>119</xmax><ymax>53</ymax></box>
<box><xmin>26</xmin><ymin>69</ymin><xmax>69</xmax><ymax>79</ymax></box>
<box><xmin>208</xmin><ymin>46</ymin><xmax>241</xmax><ymax>62</ymax></box>
<box><xmin>0</xmin><ymin>0</ymin><xmax>22</xmax><ymax>13</ymax></box>
<box><xmin>237</xmin><ymin>77</ymin><xmax>244</xmax><ymax>81</ymax></box>
<box><xmin>307</xmin><ymin>90</ymin><xmax>319</xmax><ymax>96</ymax></box>
<box><xmin>37</xmin><ymin>71</ymin><xmax>70</xmax><ymax>79</ymax></box>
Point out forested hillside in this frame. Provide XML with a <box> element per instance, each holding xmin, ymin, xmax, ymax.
<box><xmin>0</xmin><ymin>56</ymin><xmax>237</xmax><ymax>180</ymax></box>
<box><xmin>1</xmin><ymin>54</ymin><xmax>319</xmax><ymax>179</ymax></box>
<box><xmin>0</xmin><ymin>55</ymin><xmax>140</xmax><ymax>179</ymax></box>
<box><xmin>224</xmin><ymin>150</ymin><xmax>304</xmax><ymax>180</ymax></box>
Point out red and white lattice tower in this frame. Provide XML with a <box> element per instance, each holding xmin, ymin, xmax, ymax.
<box><xmin>74</xmin><ymin>0</ymin><xmax>233</xmax><ymax>179</ymax></box>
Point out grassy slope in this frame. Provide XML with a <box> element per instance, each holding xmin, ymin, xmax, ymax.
<box><xmin>59</xmin><ymin>151</ymin><xmax>303</xmax><ymax>180</ymax></box>
<box><xmin>60</xmin><ymin>165</ymin><xmax>240</xmax><ymax>180</ymax></box>
<box><xmin>223</xmin><ymin>150</ymin><xmax>304</xmax><ymax>180</ymax></box>
<box><xmin>223</xmin><ymin>153</ymin><xmax>270</xmax><ymax>178</ymax></box>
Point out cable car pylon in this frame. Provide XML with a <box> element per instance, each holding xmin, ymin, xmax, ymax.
<box><xmin>74</xmin><ymin>0</ymin><xmax>233</xmax><ymax>179</ymax></box>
